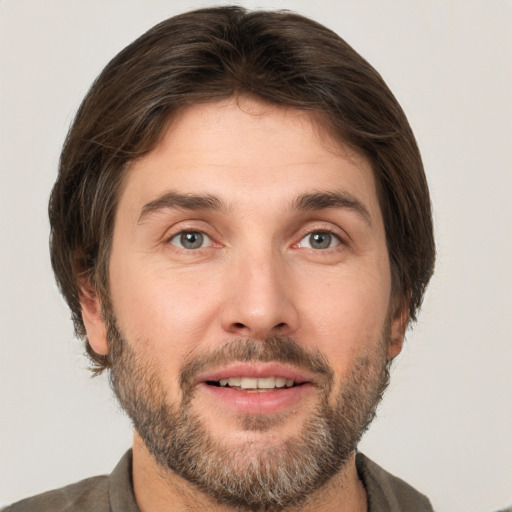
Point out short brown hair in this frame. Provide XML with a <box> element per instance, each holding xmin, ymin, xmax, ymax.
<box><xmin>49</xmin><ymin>6</ymin><xmax>435</xmax><ymax>373</ymax></box>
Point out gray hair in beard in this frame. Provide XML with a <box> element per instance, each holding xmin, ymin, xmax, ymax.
<box><xmin>108</xmin><ymin>315</ymin><xmax>391</xmax><ymax>512</ymax></box>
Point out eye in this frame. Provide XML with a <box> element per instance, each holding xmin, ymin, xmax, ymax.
<box><xmin>169</xmin><ymin>231</ymin><xmax>212</xmax><ymax>250</ymax></box>
<box><xmin>298</xmin><ymin>231</ymin><xmax>341</xmax><ymax>250</ymax></box>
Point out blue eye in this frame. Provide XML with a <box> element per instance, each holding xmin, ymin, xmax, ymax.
<box><xmin>170</xmin><ymin>231</ymin><xmax>211</xmax><ymax>250</ymax></box>
<box><xmin>299</xmin><ymin>232</ymin><xmax>340</xmax><ymax>250</ymax></box>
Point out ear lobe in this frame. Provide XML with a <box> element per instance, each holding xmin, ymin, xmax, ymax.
<box><xmin>387</xmin><ymin>304</ymin><xmax>409</xmax><ymax>360</ymax></box>
<box><xmin>78</xmin><ymin>279</ymin><xmax>109</xmax><ymax>356</ymax></box>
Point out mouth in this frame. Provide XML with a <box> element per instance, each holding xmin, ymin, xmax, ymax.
<box><xmin>206</xmin><ymin>376</ymin><xmax>303</xmax><ymax>392</ymax></box>
<box><xmin>196</xmin><ymin>363</ymin><xmax>317</xmax><ymax>415</ymax></box>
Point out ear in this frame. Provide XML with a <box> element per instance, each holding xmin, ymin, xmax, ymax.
<box><xmin>387</xmin><ymin>303</ymin><xmax>409</xmax><ymax>360</ymax></box>
<box><xmin>78</xmin><ymin>278</ymin><xmax>109</xmax><ymax>356</ymax></box>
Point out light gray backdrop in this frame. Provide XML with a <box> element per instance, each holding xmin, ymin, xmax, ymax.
<box><xmin>1</xmin><ymin>1</ymin><xmax>511</xmax><ymax>511</ymax></box>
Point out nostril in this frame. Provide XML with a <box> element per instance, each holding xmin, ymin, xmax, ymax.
<box><xmin>233</xmin><ymin>322</ymin><xmax>246</xmax><ymax>329</ymax></box>
<box><xmin>274</xmin><ymin>322</ymin><xmax>287</xmax><ymax>329</ymax></box>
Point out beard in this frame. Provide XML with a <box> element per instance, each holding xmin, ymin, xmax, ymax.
<box><xmin>106</xmin><ymin>315</ymin><xmax>390</xmax><ymax>512</ymax></box>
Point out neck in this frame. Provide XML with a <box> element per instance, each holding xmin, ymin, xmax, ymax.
<box><xmin>131</xmin><ymin>433</ymin><xmax>367</xmax><ymax>512</ymax></box>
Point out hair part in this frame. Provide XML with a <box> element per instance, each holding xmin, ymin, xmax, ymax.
<box><xmin>49</xmin><ymin>6</ymin><xmax>435</xmax><ymax>373</ymax></box>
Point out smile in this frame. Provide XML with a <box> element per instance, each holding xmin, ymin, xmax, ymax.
<box><xmin>207</xmin><ymin>376</ymin><xmax>300</xmax><ymax>391</ymax></box>
<box><xmin>196</xmin><ymin>363</ymin><xmax>317</xmax><ymax>414</ymax></box>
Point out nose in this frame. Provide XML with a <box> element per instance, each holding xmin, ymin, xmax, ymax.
<box><xmin>220</xmin><ymin>250</ymin><xmax>299</xmax><ymax>339</ymax></box>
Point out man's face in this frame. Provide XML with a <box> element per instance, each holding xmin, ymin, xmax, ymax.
<box><xmin>83</xmin><ymin>97</ymin><xmax>405</xmax><ymax>509</ymax></box>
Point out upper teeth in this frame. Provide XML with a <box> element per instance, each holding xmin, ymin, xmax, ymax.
<box><xmin>218</xmin><ymin>377</ymin><xmax>295</xmax><ymax>389</ymax></box>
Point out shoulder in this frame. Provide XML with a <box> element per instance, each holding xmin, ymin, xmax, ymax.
<box><xmin>3</xmin><ymin>475</ymin><xmax>110</xmax><ymax>512</ymax></box>
<box><xmin>356</xmin><ymin>453</ymin><xmax>433</xmax><ymax>512</ymax></box>
<box><xmin>3</xmin><ymin>451</ymin><xmax>136</xmax><ymax>512</ymax></box>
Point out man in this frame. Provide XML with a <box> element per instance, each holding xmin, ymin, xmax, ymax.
<box><xmin>5</xmin><ymin>6</ymin><xmax>435</xmax><ymax>512</ymax></box>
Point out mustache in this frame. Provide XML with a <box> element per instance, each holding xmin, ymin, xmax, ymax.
<box><xmin>179</xmin><ymin>335</ymin><xmax>334</xmax><ymax>392</ymax></box>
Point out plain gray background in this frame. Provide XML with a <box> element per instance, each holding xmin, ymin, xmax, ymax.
<box><xmin>1</xmin><ymin>1</ymin><xmax>511</xmax><ymax>510</ymax></box>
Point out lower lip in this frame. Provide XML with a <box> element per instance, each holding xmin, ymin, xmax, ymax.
<box><xmin>199</xmin><ymin>383</ymin><xmax>316</xmax><ymax>415</ymax></box>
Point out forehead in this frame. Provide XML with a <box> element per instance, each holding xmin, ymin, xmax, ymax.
<box><xmin>120</xmin><ymin>97</ymin><xmax>381</xmax><ymax>221</ymax></box>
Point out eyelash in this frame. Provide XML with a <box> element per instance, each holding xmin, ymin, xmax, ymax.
<box><xmin>167</xmin><ymin>230</ymin><xmax>215</xmax><ymax>250</ymax></box>
<box><xmin>166</xmin><ymin>225</ymin><xmax>346</xmax><ymax>253</ymax></box>
<box><xmin>296</xmin><ymin>230</ymin><xmax>342</xmax><ymax>250</ymax></box>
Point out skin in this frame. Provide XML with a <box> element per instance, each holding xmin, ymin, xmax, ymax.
<box><xmin>80</xmin><ymin>96</ymin><xmax>406</xmax><ymax>512</ymax></box>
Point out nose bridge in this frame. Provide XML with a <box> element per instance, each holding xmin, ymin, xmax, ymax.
<box><xmin>221</xmin><ymin>240</ymin><xmax>298</xmax><ymax>338</ymax></box>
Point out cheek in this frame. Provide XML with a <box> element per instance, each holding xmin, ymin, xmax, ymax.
<box><xmin>108</xmin><ymin>263</ymin><xmax>225</xmax><ymax>402</ymax></box>
<box><xmin>109</xmin><ymin>255</ymin><xmax>223</xmax><ymax>360</ymax></box>
<box><xmin>298</xmin><ymin>261</ymin><xmax>391</xmax><ymax>367</ymax></box>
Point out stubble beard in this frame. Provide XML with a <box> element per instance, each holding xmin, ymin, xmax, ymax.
<box><xmin>107</xmin><ymin>315</ymin><xmax>390</xmax><ymax>512</ymax></box>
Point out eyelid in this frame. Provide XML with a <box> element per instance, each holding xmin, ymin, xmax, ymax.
<box><xmin>163</xmin><ymin>217</ymin><xmax>212</xmax><ymax>236</ymax></box>
<box><xmin>293</xmin><ymin>222</ymin><xmax>348</xmax><ymax>247</ymax></box>
<box><xmin>163</xmin><ymin>219</ymin><xmax>222</xmax><ymax>251</ymax></box>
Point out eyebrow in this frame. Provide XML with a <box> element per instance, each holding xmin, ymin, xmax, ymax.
<box><xmin>292</xmin><ymin>191</ymin><xmax>372</xmax><ymax>225</ymax></box>
<box><xmin>138</xmin><ymin>189</ymin><xmax>371</xmax><ymax>225</ymax></box>
<box><xmin>138</xmin><ymin>191</ymin><xmax>224</xmax><ymax>223</ymax></box>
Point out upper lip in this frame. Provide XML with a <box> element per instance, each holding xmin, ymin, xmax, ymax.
<box><xmin>196</xmin><ymin>362</ymin><xmax>317</xmax><ymax>385</ymax></box>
